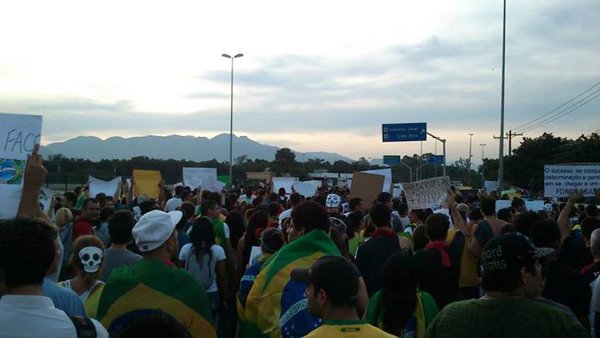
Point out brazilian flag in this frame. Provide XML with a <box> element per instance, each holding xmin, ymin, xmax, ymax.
<box><xmin>242</xmin><ymin>230</ymin><xmax>341</xmax><ymax>338</ymax></box>
<box><xmin>86</xmin><ymin>258</ymin><xmax>216</xmax><ymax>338</ymax></box>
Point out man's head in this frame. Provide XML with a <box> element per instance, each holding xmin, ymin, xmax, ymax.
<box><xmin>279</xmin><ymin>187</ymin><xmax>286</xmax><ymax>197</ymax></box>
<box><xmin>82</xmin><ymin>198</ymin><xmax>100</xmax><ymax>221</ymax></box>
<box><xmin>511</xmin><ymin>197</ymin><xmax>526</xmax><ymax>213</ymax></box>
<box><xmin>290</xmin><ymin>201</ymin><xmax>330</xmax><ymax>237</ymax></box>
<box><xmin>174</xmin><ymin>185</ymin><xmax>185</xmax><ymax>198</ymax></box>
<box><xmin>528</xmin><ymin>219</ymin><xmax>561</xmax><ymax>251</ymax></box>
<box><xmin>582</xmin><ymin>217</ymin><xmax>600</xmax><ymax>245</ymax></box>
<box><xmin>480</xmin><ymin>198</ymin><xmax>496</xmax><ymax>217</ymax></box>
<box><xmin>62</xmin><ymin>191</ymin><xmax>77</xmax><ymax>209</ymax></box>
<box><xmin>481</xmin><ymin>233</ymin><xmax>553</xmax><ymax>298</ymax></box>
<box><xmin>260</xmin><ymin>228</ymin><xmax>285</xmax><ymax>254</ymax></box>
<box><xmin>291</xmin><ymin>256</ymin><xmax>360</xmax><ymax>319</ymax></box>
<box><xmin>0</xmin><ymin>218</ymin><xmax>57</xmax><ymax>292</ymax></box>
<box><xmin>349</xmin><ymin>197</ymin><xmax>364</xmax><ymax>213</ymax></box>
<box><xmin>513</xmin><ymin>211</ymin><xmax>542</xmax><ymax>237</ymax></box>
<box><xmin>409</xmin><ymin>209</ymin><xmax>427</xmax><ymax>225</ymax></box>
<box><xmin>590</xmin><ymin>228</ymin><xmax>600</xmax><ymax>259</ymax></box>
<box><xmin>181</xmin><ymin>190</ymin><xmax>194</xmax><ymax>202</ymax></box>
<box><xmin>586</xmin><ymin>204</ymin><xmax>599</xmax><ymax>219</ymax></box>
<box><xmin>376</xmin><ymin>192</ymin><xmax>392</xmax><ymax>207</ymax></box>
<box><xmin>425</xmin><ymin>214</ymin><xmax>450</xmax><ymax>241</ymax></box>
<box><xmin>109</xmin><ymin>210</ymin><xmax>136</xmax><ymax>245</ymax></box>
<box><xmin>268</xmin><ymin>202</ymin><xmax>281</xmax><ymax>218</ymax></box>
<box><xmin>132</xmin><ymin>210</ymin><xmax>183</xmax><ymax>259</ymax></box>
<box><xmin>370</xmin><ymin>203</ymin><xmax>391</xmax><ymax>228</ymax></box>
<box><xmin>201</xmin><ymin>200</ymin><xmax>220</xmax><ymax>219</ymax></box>
<box><xmin>289</xmin><ymin>193</ymin><xmax>301</xmax><ymax>208</ymax></box>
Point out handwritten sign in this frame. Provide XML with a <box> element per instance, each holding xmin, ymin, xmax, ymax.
<box><xmin>403</xmin><ymin>176</ymin><xmax>450</xmax><ymax>210</ymax></box>
<box><xmin>133</xmin><ymin>169</ymin><xmax>161</xmax><ymax>199</ymax></box>
<box><xmin>0</xmin><ymin>113</ymin><xmax>43</xmax><ymax>219</ymax></box>
<box><xmin>89</xmin><ymin>176</ymin><xmax>121</xmax><ymax>198</ymax></box>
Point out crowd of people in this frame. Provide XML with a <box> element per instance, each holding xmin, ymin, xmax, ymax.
<box><xmin>1</xmin><ymin>147</ymin><xmax>599</xmax><ymax>337</ymax></box>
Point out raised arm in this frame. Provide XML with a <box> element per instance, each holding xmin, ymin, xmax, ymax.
<box><xmin>558</xmin><ymin>190</ymin><xmax>580</xmax><ymax>244</ymax></box>
<box><xmin>17</xmin><ymin>144</ymin><xmax>47</xmax><ymax>219</ymax></box>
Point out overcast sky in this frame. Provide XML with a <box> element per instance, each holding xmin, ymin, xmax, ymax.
<box><xmin>1</xmin><ymin>0</ymin><xmax>598</xmax><ymax>163</ymax></box>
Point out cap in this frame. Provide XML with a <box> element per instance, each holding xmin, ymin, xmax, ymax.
<box><xmin>325</xmin><ymin>194</ymin><xmax>341</xmax><ymax>208</ymax></box>
<box><xmin>132</xmin><ymin>210</ymin><xmax>183</xmax><ymax>252</ymax></box>
<box><xmin>482</xmin><ymin>232</ymin><xmax>554</xmax><ymax>277</ymax></box>
<box><xmin>290</xmin><ymin>256</ymin><xmax>359</xmax><ymax>302</ymax></box>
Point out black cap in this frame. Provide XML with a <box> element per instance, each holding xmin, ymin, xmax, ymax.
<box><xmin>290</xmin><ymin>256</ymin><xmax>359</xmax><ymax>302</ymax></box>
<box><xmin>482</xmin><ymin>232</ymin><xmax>554</xmax><ymax>277</ymax></box>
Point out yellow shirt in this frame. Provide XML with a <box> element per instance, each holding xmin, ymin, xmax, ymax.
<box><xmin>447</xmin><ymin>228</ymin><xmax>479</xmax><ymax>288</ymax></box>
<box><xmin>304</xmin><ymin>320</ymin><xmax>396</xmax><ymax>338</ymax></box>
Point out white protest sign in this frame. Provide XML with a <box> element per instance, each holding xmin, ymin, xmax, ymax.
<box><xmin>544</xmin><ymin>165</ymin><xmax>600</xmax><ymax>198</ymax></box>
<box><xmin>248</xmin><ymin>246</ymin><xmax>262</xmax><ymax>267</ymax></box>
<box><xmin>392</xmin><ymin>183</ymin><xmax>404</xmax><ymax>199</ymax></box>
<box><xmin>485</xmin><ymin>180</ymin><xmax>498</xmax><ymax>192</ymax></box>
<box><xmin>183</xmin><ymin>167</ymin><xmax>218</xmax><ymax>191</ymax></box>
<box><xmin>361</xmin><ymin>169</ymin><xmax>392</xmax><ymax>193</ymax></box>
<box><xmin>39</xmin><ymin>187</ymin><xmax>53</xmax><ymax>213</ymax></box>
<box><xmin>293</xmin><ymin>181</ymin><xmax>318</xmax><ymax>198</ymax></box>
<box><xmin>403</xmin><ymin>176</ymin><xmax>450</xmax><ymax>210</ymax></box>
<box><xmin>0</xmin><ymin>113</ymin><xmax>43</xmax><ymax>219</ymax></box>
<box><xmin>89</xmin><ymin>176</ymin><xmax>121</xmax><ymax>198</ymax></box>
<box><xmin>495</xmin><ymin>199</ymin><xmax>545</xmax><ymax>212</ymax></box>
<box><xmin>272</xmin><ymin>177</ymin><xmax>298</xmax><ymax>194</ymax></box>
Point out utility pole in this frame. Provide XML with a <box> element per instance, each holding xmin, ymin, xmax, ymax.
<box><xmin>498</xmin><ymin>0</ymin><xmax>507</xmax><ymax>189</ymax></box>
<box><xmin>494</xmin><ymin>130</ymin><xmax>523</xmax><ymax>156</ymax></box>
<box><xmin>468</xmin><ymin>133</ymin><xmax>473</xmax><ymax>185</ymax></box>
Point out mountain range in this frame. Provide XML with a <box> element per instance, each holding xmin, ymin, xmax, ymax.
<box><xmin>40</xmin><ymin>134</ymin><xmax>356</xmax><ymax>163</ymax></box>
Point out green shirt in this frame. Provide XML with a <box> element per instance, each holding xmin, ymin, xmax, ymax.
<box><xmin>425</xmin><ymin>297</ymin><xmax>588</xmax><ymax>338</ymax></box>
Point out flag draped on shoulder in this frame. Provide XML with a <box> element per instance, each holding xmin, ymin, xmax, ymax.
<box><xmin>242</xmin><ymin>230</ymin><xmax>341</xmax><ymax>338</ymax></box>
<box><xmin>86</xmin><ymin>258</ymin><xmax>216</xmax><ymax>338</ymax></box>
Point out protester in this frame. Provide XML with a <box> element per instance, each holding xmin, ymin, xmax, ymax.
<box><xmin>86</xmin><ymin>209</ymin><xmax>216</xmax><ymax>338</ymax></box>
<box><xmin>559</xmin><ymin>192</ymin><xmax>595</xmax><ymax>270</ymax></box>
<box><xmin>95</xmin><ymin>206</ymin><xmax>114</xmax><ymax>248</ymax></box>
<box><xmin>72</xmin><ymin>198</ymin><xmax>100</xmax><ymax>240</ymax></box>
<box><xmin>179</xmin><ymin>217</ymin><xmax>228</xmax><ymax>326</ymax></box>
<box><xmin>236</xmin><ymin>209</ymin><xmax>269</xmax><ymax>279</ymax></box>
<box><xmin>583</xmin><ymin>228</ymin><xmax>600</xmax><ymax>285</ymax></box>
<box><xmin>60</xmin><ymin>235</ymin><xmax>106</xmax><ymax>302</ymax></box>
<box><xmin>529</xmin><ymin>219</ymin><xmax>591</xmax><ymax>327</ymax></box>
<box><xmin>165</xmin><ymin>186</ymin><xmax>185</xmax><ymax>212</ymax></box>
<box><xmin>102</xmin><ymin>210</ymin><xmax>142</xmax><ymax>281</ymax></box>
<box><xmin>291</xmin><ymin>256</ymin><xmax>395</xmax><ymax>338</ymax></box>
<box><xmin>243</xmin><ymin>202</ymin><xmax>359</xmax><ymax>338</ymax></box>
<box><xmin>365</xmin><ymin>252</ymin><xmax>438</xmax><ymax>337</ymax></box>
<box><xmin>347</xmin><ymin>210</ymin><xmax>366</xmax><ymax>257</ymax></box>
<box><xmin>356</xmin><ymin>203</ymin><xmax>401</xmax><ymax>296</ymax></box>
<box><xmin>426</xmin><ymin>233</ymin><xmax>587</xmax><ymax>337</ymax></box>
<box><xmin>278</xmin><ymin>192</ymin><xmax>301</xmax><ymax>227</ymax></box>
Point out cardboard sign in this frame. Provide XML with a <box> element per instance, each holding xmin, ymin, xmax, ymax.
<box><xmin>0</xmin><ymin>113</ymin><xmax>43</xmax><ymax>219</ymax></box>
<box><xmin>183</xmin><ymin>167</ymin><xmax>222</xmax><ymax>192</ymax></box>
<box><xmin>361</xmin><ymin>169</ymin><xmax>392</xmax><ymax>193</ymax></box>
<box><xmin>495</xmin><ymin>199</ymin><xmax>544</xmax><ymax>212</ymax></box>
<box><xmin>272</xmin><ymin>177</ymin><xmax>298</xmax><ymax>195</ymax></box>
<box><xmin>133</xmin><ymin>169</ymin><xmax>161</xmax><ymax>199</ymax></box>
<box><xmin>349</xmin><ymin>172</ymin><xmax>385</xmax><ymax>205</ymax></box>
<box><xmin>403</xmin><ymin>176</ymin><xmax>450</xmax><ymax>210</ymax></box>
<box><xmin>89</xmin><ymin>176</ymin><xmax>121</xmax><ymax>198</ymax></box>
<box><xmin>544</xmin><ymin>164</ymin><xmax>600</xmax><ymax>198</ymax></box>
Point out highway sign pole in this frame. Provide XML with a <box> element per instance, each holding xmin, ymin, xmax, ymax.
<box><xmin>427</xmin><ymin>132</ymin><xmax>446</xmax><ymax>177</ymax></box>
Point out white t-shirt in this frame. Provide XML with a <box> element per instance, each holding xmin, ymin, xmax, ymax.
<box><xmin>179</xmin><ymin>243</ymin><xmax>226</xmax><ymax>293</ymax></box>
<box><xmin>0</xmin><ymin>295</ymin><xmax>108</xmax><ymax>338</ymax></box>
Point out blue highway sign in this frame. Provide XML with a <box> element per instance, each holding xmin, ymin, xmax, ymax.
<box><xmin>382</xmin><ymin>123</ymin><xmax>427</xmax><ymax>142</ymax></box>
<box><xmin>427</xmin><ymin>154</ymin><xmax>445</xmax><ymax>165</ymax></box>
<box><xmin>383</xmin><ymin>155</ymin><xmax>402</xmax><ymax>165</ymax></box>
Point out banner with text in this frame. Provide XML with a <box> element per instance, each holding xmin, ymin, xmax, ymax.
<box><xmin>544</xmin><ymin>164</ymin><xmax>600</xmax><ymax>198</ymax></box>
<box><xmin>0</xmin><ymin>113</ymin><xmax>43</xmax><ymax>219</ymax></box>
<box><xmin>403</xmin><ymin>176</ymin><xmax>450</xmax><ymax>210</ymax></box>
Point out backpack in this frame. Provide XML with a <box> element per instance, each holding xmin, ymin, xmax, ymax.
<box><xmin>185</xmin><ymin>246</ymin><xmax>214</xmax><ymax>290</ymax></box>
<box><xmin>59</xmin><ymin>222</ymin><xmax>74</xmax><ymax>267</ymax></box>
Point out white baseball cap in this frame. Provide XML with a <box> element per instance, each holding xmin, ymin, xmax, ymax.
<box><xmin>132</xmin><ymin>210</ymin><xmax>183</xmax><ymax>252</ymax></box>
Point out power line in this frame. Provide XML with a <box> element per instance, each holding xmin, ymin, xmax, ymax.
<box><xmin>512</xmin><ymin>81</ymin><xmax>600</xmax><ymax>132</ymax></box>
<box><xmin>517</xmin><ymin>87</ymin><xmax>600</xmax><ymax>133</ymax></box>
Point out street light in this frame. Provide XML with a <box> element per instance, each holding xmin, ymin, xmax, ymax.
<box><xmin>222</xmin><ymin>53</ymin><xmax>244</xmax><ymax>188</ymax></box>
<box><xmin>468</xmin><ymin>133</ymin><xmax>474</xmax><ymax>185</ymax></box>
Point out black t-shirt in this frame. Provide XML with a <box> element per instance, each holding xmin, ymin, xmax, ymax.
<box><xmin>543</xmin><ymin>260</ymin><xmax>591</xmax><ymax>319</ymax></box>
<box><xmin>356</xmin><ymin>235</ymin><xmax>401</xmax><ymax>296</ymax></box>
<box><xmin>559</xmin><ymin>236</ymin><xmax>593</xmax><ymax>271</ymax></box>
<box><xmin>413</xmin><ymin>232</ymin><xmax>464</xmax><ymax>309</ymax></box>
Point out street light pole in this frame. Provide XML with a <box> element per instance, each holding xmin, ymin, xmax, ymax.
<box><xmin>480</xmin><ymin>143</ymin><xmax>487</xmax><ymax>162</ymax></box>
<box><xmin>498</xmin><ymin>0</ymin><xmax>507</xmax><ymax>190</ymax></box>
<box><xmin>468</xmin><ymin>133</ymin><xmax>473</xmax><ymax>185</ymax></box>
<box><xmin>222</xmin><ymin>53</ymin><xmax>244</xmax><ymax>188</ymax></box>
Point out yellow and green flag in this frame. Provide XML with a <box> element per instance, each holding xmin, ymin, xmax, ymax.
<box><xmin>242</xmin><ymin>230</ymin><xmax>341</xmax><ymax>338</ymax></box>
<box><xmin>86</xmin><ymin>258</ymin><xmax>216</xmax><ymax>338</ymax></box>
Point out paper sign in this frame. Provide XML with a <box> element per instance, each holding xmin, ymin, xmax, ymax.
<box><xmin>495</xmin><ymin>200</ymin><xmax>544</xmax><ymax>212</ymax></box>
<box><xmin>403</xmin><ymin>176</ymin><xmax>450</xmax><ymax>210</ymax></box>
<box><xmin>89</xmin><ymin>176</ymin><xmax>121</xmax><ymax>198</ymax></box>
<box><xmin>544</xmin><ymin>164</ymin><xmax>600</xmax><ymax>198</ymax></box>
<box><xmin>361</xmin><ymin>169</ymin><xmax>392</xmax><ymax>193</ymax></box>
<box><xmin>39</xmin><ymin>187</ymin><xmax>53</xmax><ymax>213</ymax></box>
<box><xmin>484</xmin><ymin>180</ymin><xmax>498</xmax><ymax>192</ymax></box>
<box><xmin>0</xmin><ymin>113</ymin><xmax>43</xmax><ymax>219</ymax></box>
<box><xmin>133</xmin><ymin>169</ymin><xmax>161</xmax><ymax>199</ymax></box>
<box><xmin>293</xmin><ymin>181</ymin><xmax>318</xmax><ymax>198</ymax></box>
<box><xmin>349</xmin><ymin>172</ymin><xmax>385</xmax><ymax>205</ymax></box>
<box><xmin>183</xmin><ymin>167</ymin><xmax>220</xmax><ymax>192</ymax></box>
<box><xmin>248</xmin><ymin>246</ymin><xmax>262</xmax><ymax>267</ymax></box>
<box><xmin>272</xmin><ymin>177</ymin><xmax>298</xmax><ymax>195</ymax></box>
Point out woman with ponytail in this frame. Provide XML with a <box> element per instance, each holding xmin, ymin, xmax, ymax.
<box><xmin>178</xmin><ymin>217</ymin><xmax>228</xmax><ymax>326</ymax></box>
<box><xmin>364</xmin><ymin>252</ymin><xmax>438</xmax><ymax>338</ymax></box>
